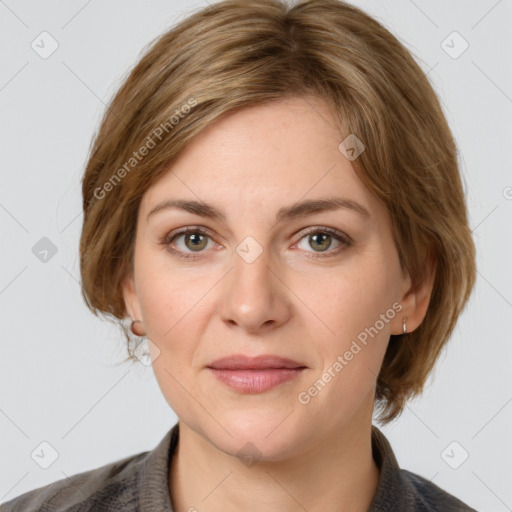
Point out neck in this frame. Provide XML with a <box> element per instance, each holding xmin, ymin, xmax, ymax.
<box><xmin>169</xmin><ymin>411</ymin><xmax>380</xmax><ymax>512</ymax></box>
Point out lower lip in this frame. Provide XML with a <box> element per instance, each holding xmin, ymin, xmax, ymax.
<box><xmin>207</xmin><ymin>368</ymin><xmax>305</xmax><ymax>393</ymax></box>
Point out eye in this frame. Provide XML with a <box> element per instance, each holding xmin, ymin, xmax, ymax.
<box><xmin>161</xmin><ymin>227</ymin><xmax>214</xmax><ymax>260</ymax></box>
<box><xmin>294</xmin><ymin>227</ymin><xmax>351</xmax><ymax>259</ymax></box>
<box><xmin>160</xmin><ymin>226</ymin><xmax>352</xmax><ymax>261</ymax></box>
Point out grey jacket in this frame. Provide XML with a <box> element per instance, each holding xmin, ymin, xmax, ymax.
<box><xmin>0</xmin><ymin>422</ymin><xmax>478</xmax><ymax>511</ymax></box>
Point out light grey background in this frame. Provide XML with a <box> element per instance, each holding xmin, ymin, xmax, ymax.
<box><xmin>1</xmin><ymin>1</ymin><xmax>511</xmax><ymax>510</ymax></box>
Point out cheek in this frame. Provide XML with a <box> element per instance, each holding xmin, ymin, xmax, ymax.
<box><xmin>139</xmin><ymin>282</ymin><xmax>175</xmax><ymax>337</ymax></box>
<box><xmin>138</xmin><ymin>269</ymin><xmax>201</xmax><ymax>410</ymax></box>
<box><xmin>309</xmin><ymin>254</ymin><xmax>400</xmax><ymax>386</ymax></box>
<box><xmin>322</xmin><ymin>260</ymin><xmax>398</xmax><ymax>336</ymax></box>
<box><xmin>135</xmin><ymin>254</ymin><xmax>197</xmax><ymax>331</ymax></box>
<box><xmin>135</xmin><ymin>262</ymin><xmax>210</xmax><ymax>365</ymax></box>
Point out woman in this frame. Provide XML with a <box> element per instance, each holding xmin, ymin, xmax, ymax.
<box><xmin>1</xmin><ymin>0</ymin><xmax>478</xmax><ymax>510</ymax></box>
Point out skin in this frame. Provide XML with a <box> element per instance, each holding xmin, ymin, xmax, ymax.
<box><xmin>122</xmin><ymin>94</ymin><xmax>434</xmax><ymax>512</ymax></box>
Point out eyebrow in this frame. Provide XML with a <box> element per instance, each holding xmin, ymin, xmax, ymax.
<box><xmin>146</xmin><ymin>197</ymin><xmax>370</xmax><ymax>223</ymax></box>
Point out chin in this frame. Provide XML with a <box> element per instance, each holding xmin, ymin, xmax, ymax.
<box><xmin>205</xmin><ymin>411</ymin><xmax>308</xmax><ymax>463</ymax></box>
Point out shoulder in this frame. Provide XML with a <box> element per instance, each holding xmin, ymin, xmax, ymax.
<box><xmin>400</xmin><ymin>469</ymin><xmax>478</xmax><ymax>512</ymax></box>
<box><xmin>369</xmin><ymin>425</ymin><xmax>478</xmax><ymax>512</ymax></box>
<box><xmin>0</xmin><ymin>449</ymin><xmax>150</xmax><ymax>512</ymax></box>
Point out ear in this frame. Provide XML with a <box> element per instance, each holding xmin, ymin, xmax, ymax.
<box><xmin>121</xmin><ymin>272</ymin><xmax>142</xmax><ymax>321</ymax></box>
<box><xmin>392</xmin><ymin>255</ymin><xmax>436</xmax><ymax>335</ymax></box>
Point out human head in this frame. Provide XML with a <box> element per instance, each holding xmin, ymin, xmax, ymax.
<box><xmin>79</xmin><ymin>0</ymin><xmax>476</xmax><ymax>428</ymax></box>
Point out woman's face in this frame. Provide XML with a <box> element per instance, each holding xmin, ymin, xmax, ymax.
<box><xmin>123</xmin><ymin>95</ymin><xmax>414</xmax><ymax>460</ymax></box>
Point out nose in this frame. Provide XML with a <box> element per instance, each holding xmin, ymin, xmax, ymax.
<box><xmin>218</xmin><ymin>244</ymin><xmax>292</xmax><ymax>334</ymax></box>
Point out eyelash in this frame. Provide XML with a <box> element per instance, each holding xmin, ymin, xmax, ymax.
<box><xmin>160</xmin><ymin>226</ymin><xmax>352</xmax><ymax>261</ymax></box>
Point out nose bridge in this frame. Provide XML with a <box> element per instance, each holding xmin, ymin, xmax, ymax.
<box><xmin>219</xmin><ymin>236</ymin><xmax>290</xmax><ymax>331</ymax></box>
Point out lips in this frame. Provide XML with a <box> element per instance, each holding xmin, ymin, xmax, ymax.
<box><xmin>207</xmin><ymin>354</ymin><xmax>307</xmax><ymax>370</ymax></box>
<box><xmin>206</xmin><ymin>354</ymin><xmax>307</xmax><ymax>393</ymax></box>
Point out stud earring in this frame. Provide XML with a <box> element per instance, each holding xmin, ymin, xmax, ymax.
<box><xmin>130</xmin><ymin>319</ymin><xmax>146</xmax><ymax>337</ymax></box>
<box><xmin>402</xmin><ymin>317</ymin><xmax>407</xmax><ymax>334</ymax></box>
<box><xmin>128</xmin><ymin>318</ymin><xmax>155</xmax><ymax>365</ymax></box>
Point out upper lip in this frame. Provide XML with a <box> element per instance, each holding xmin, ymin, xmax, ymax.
<box><xmin>207</xmin><ymin>354</ymin><xmax>307</xmax><ymax>370</ymax></box>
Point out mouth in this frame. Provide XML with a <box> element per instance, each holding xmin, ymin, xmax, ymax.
<box><xmin>207</xmin><ymin>354</ymin><xmax>307</xmax><ymax>371</ymax></box>
<box><xmin>206</xmin><ymin>354</ymin><xmax>307</xmax><ymax>393</ymax></box>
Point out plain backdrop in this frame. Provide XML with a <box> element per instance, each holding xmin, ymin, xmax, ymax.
<box><xmin>1</xmin><ymin>1</ymin><xmax>511</xmax><ymax>510</ymax></box>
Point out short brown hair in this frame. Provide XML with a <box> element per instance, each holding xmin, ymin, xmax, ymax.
<box><xmin>79</xmin><ymin>0</ymin><xmax>476</xmax><ymax>424</ymax></box>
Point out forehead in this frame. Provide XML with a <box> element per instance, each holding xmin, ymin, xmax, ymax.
<box><xmin>140</xmin><ymin>95</ymin><xmax>379</xmax><ymax>220</ymax></box>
